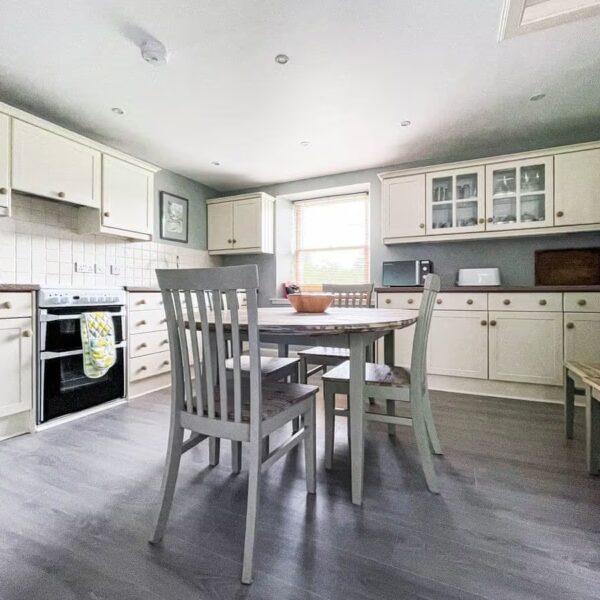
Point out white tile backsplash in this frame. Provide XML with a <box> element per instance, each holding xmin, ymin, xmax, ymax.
<box><xmin>0</xmin><ymin>195</ymin><xmax>219</xmax><ymax>288</ymax></box>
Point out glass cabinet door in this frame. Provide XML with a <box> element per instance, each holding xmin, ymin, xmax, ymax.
<box><xmin>426</xmin><ymin>166</ymin><xmax>485</xmax><ymax>235</ymax></box>
<box><xmin>485</xmin><ymin>157</ymin><xmax>553</xmax><ymax>230</ymax></box>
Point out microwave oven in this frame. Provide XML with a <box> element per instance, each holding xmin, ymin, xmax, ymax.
<box><xmin>382</xmin><ymin>260</ymin><xmax>433</xmax><ymax>287</ymax></box>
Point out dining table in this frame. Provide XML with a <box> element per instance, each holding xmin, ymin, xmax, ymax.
<box><xmin>194</xmin><ymin>306</ymin><xmax>418</xmax><ymax>506</ymax></box>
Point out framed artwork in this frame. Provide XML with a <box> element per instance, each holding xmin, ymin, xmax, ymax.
<box><xmin>160</xmin><ymin>191</ymin><xmax>189</xmax><ymax>243</ymax></box>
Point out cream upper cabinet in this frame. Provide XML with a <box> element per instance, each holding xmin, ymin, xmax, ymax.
<box><xmin>564</xmin><ymin>313</ymin><xmax>600</xmax><ymax>367</ymax></box>
<box><xmin>381</xmin><ymin>175</ymin><xmax>426</xmax><ymax>239</ymax></box>
<box><xmin>488</xmin><ymin>311</ymin><xmax>563</xmax><ymax>385</ymax></box>
<box><xmin>0</xmin><ymin>113</ymin><xmax>9</xmax><ymax>216</ymax></box>
<box><xmin>101</xmin><ymin>155</ymin><xmax>153</xmax><ymax>236</ymax></box>
<box><xmin>555</xmin><ymin>149</ymin><xmax>600</xmax><ymax>226</ymax></box>
<box><xmin>428</xmin><ymin>311</ymin><xmax>488</xmax><ymax>379</ymax></box>
<box><xmin>0</xmin><ymin>317</ymin><xmax>33</xmax><ymax>420</ymax></box>
<box><xmin>485</xmin><ymin>157</ymin><xmax>553</xmax><ymax>231</ymax></box>
<box><xmin>207</xmin><ymin>193</ymin><xmax>274</xmax><ymax>255</ymax></box>
<box><xmin>11</xmin><ymin>119</ymin><xmax>101</xmax><ymax>208</ymax></box>
<box><xmin>427</xmin><ymin>166</ymin><xmax>485</xmax><ymax>235</ymax></box>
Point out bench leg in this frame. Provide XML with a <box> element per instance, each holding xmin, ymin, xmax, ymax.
<box><xmin>586</xmin><ymin>386</ymin><xmax>600</xmax><ymax>475</ymax></box>
<box><xmin>565</xmin><ymin>369</ymin><xmax>575</xmax><ymax>440</ymax></box>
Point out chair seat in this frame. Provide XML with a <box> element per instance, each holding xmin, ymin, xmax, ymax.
<box><xmin>201</xmin><ymin>381</ymin><xmax>318</xmax><ymax>422</ymax></box>
<box><xmin>321</xmin><ymin>360</ymin><xmax>411</xmax><ymax>387</ymax></box>
<box><xmin>225</xmin><ymin>355</ymin><xmax>299</xmax><ymax>375</ymax></box>
<box><xmin>297</xmin><ymin>346</ymin><xmax>350</xmax><ymax>360</ymax></box>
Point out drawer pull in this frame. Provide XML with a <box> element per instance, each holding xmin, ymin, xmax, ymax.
<box><xmin>161</xmin><ymin>318</ymin><xmax>167</xmax><ymax>324</ymax></box>
<box><xmin>138</xmin><ymin>343</ymin><xmax>148</xmax><ymax>349</ymax></box>
<box><xmin>161</xmin><ymin>360</ymin><xmax>170</xmax><ymax>367</ymax></box>
<box><xmin>503</xmin><ymin>299</ymin><xmax>511</xmax><ymax>305</ymax></box>
<box><xmin>407</xmin><ymin>298</ymin><xmax>414</xmax><ymax>305</ymax></box>
<box><xmin>480</xmin><ymin>320</ymin><xmax>487</xmax><ymax>326</ymax></box>
<box><xmin>566</xmin><ymin>322</ymin><xmax>575</xmax><ymax>329</ymax></box>
<box><xmin>539</xmin><ymin>299</ymin><xmax>547</xmax><ymax>306</ymax></box>
<box><xmin>419</xmin><ymin>223</ymin><xmax>425</xmax><ymax>229</ymax></box>
<box><xmin>136</xmin><ymin>299</ymin><xmax>147</xmax><ymax>305</ymax></box>
<box><xmin>103</xmin><ymin>211</ymin><xmax>110</xmax><ymax>217</ymax></box>
<box><xmin>0</xmin><ymin>187</ymin><xmax>7</xmax><ymax>195</ymax></box>
<box><xmin>490</xmin><ymin>320</ymin><xmax>497</xmax><ymax>326</ymax></box>
<box><xmin>466</xmin><ymin>299</ymin><xmax>474</xmax><ymax>305</ymax></box>
<box><xmin>556</xmin><ymin>211</ymin><xmax>564</xmax><ymax>217</ymax></box>
<box><xmin>577</xmin><ymin>299</ymin><xmax>587</xmax><ymax>306</ymax></box>
<box><xmin>139</xmin><ymin>365</ymin><xmax>148</xmax><ymax>371</ymax></box>
<box><xmin>436</xmin><ymin>299</ymin><xmax>442</xmax><ymax>304</ymax></box>
<box><xmin>161</xmin><ymin>339</ymin><xmax>169</xmax><ymax>345</ymax></box>
<box><xmin>385</xmin><ymin>298</ymin><xmax>391</xmax><ymax>304</ymax></box>
<box><xmin>22</xmin><ymin>329</ymin><xmax>33</xmax><ymax>338</ymax></box>
<box><xmin>2</xmin><ymin>301</ymin><xmax>13</xmax><ymax>309</ymax></box>
<box><xmin>138</xmin><ymin>320</ymin><xmax>147</xmax><ymax>326</ymax></box>
<box><xmin>57</xmin><ymin>191</ymin><xmax>66</xmax><ymax>198</ymax></box>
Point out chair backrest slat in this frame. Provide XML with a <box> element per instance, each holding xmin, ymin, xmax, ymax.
<box><xmin>410</xmin><ymin>274</ymin><xmax>440</xmax><ymax>392</ymax></box>
<box><xmin>322</xmin><ymin>283</ymin><xmax>374</xmax><ymax>308</ymax></box>
<box><xmin>157</xmin><ymin>266</ymin><xmax>261</xmax><ymax>433</ymax></box>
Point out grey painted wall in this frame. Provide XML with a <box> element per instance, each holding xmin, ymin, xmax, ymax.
<box><xmin>154</xmin><ymin>169</ymin><xmax>218</xmax><ymax>250</ymax></box>
<box><xmin>221</xmin><ymin>160</ymin><xmax>600</xmax><ymax>302</ymax></box>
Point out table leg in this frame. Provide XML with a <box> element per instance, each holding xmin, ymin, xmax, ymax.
<box><xmin>349</xmin><ymin>334</ymin><xmax>366</xmax><ymax>506</ymax></box>
<box><xmin>279</xmin><ymin>342</ymin><xmax>301</xmax><ymax>433</ymax></box>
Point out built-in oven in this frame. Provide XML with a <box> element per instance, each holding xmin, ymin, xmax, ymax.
<box><xmin>37</xmin><ymin>289</ymin><xmax>127</xmax><ymax>424</ymax></box>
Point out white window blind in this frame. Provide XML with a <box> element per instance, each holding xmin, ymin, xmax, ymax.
<box><xmin>294</xmin><ymin>193</ymin><xmax>369</xmax><ymax>286</ymax></box>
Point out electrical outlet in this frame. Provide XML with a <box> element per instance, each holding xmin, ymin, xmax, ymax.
<box><xmin>74</xmin><ymin>262</ymin><xmax>94</xmax><ymax>274</ymax></box>
<box><xmin>95</xmin><ymin>264</ymin><xmax>105</xmax><ymax>275</ymax></box>
<box><xmin>110</xmin><ymin>265</ymin><xmax>121</xmax><ymax>276</ymax></box>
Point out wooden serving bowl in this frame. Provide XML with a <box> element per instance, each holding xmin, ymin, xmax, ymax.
<box><xmin>288</xmin><ymin>293</ymin><xmax>334</xmax><ymax>313</ymax></box>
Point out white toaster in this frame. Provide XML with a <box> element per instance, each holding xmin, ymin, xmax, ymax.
<box><xmin>457</xmin><ymin>268</ymin><xmax>501</xmax><ymax>287</ymax></box>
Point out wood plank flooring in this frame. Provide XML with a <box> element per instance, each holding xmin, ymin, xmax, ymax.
<box><xmin>1</xmin><ymin>383</ymin><xmax>599</xmax><ymax>600</ymax></box>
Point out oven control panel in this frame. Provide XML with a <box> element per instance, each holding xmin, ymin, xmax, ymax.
<box><xmin>38</xmin><ymin>288</ymin><xmax>127</xmax><ymax>307</ymax></box>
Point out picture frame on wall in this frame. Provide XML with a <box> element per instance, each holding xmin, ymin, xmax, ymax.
<box><xmin>160</xmin><ymin>191</ymin><xmax>189</xmax><ymax>243</ymax></box>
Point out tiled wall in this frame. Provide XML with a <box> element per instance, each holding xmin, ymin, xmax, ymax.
<box><xmin>0</xmin><ymin>195</ymin><xmax>219</xmax><ymax>288</ymax></box>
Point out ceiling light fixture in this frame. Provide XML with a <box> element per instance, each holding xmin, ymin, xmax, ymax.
<box><xmin>275</xmin><ymin>54</ymin><xmax>289</xmax><ymax>65</ymax></box>
<box><xmin>211</xmin><ymin>161</ymin><xmax>221</xmax><ymax>166</ymax></box>
<box><xmin>529</xmin><ymin>93</ymin><xmax>546</xmax><ymax>101</ymax></box>
<box><xmin>141</xmin><ymin>39</ymin><xmax>169</xmax><ymax>66</ymax></box>
<box><xmin>111</xmin><ymin>107</ymin><xmax>124</xmax><ymax>115</ymax></box>
<box><xmin>400</xmin><ymin>120</ymin><xmax>411</xmax><ymax>127</ymax></box>
<box><xmin>300</xmin><ymin>141</ymin><xmax>310</xmax><ymax>147</ymax></box>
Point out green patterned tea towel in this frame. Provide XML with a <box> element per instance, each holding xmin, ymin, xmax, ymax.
<box><xmin>80</xmin><ymin>312</ymin><xmax>116</xmax><ymax>379</ymax></box>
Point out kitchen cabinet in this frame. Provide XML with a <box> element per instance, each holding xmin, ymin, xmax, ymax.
<box><xmin>0</xmin><ymin>112</ymin><xmax>10</xmax><ymax>216</ymax></box>
<box><xmin>207</xmin><ymin>193</ymin><xmax>274</xmax><ymax>255</ymax></box>
<box><xmin>488</xmin><ymin>311</ymin><xmax>563</xmax><ymax>385</ymax></box>
<box><xmin>426</xmin><ymin>166</ymin><xmax>485</xmax><ymax>234</ymax></box>
<box><xmin>381</xmin><ymin>174</ymin><xmax>426</xmax><ymax>239</ymax></box>
<box><xmin>485</xmin><ymin>157</ymin><xmax>553</xmax><ymax>231</ymax></box>
<box><xmin>555</xmin><ymin>149</ymin><xmax>600</xmax><ymax>226</ymax></box>
<box><xmin>11</xmin><ymin>119</ymin><xmax>101</xmax><ymax>208</ymax></box>
<box><xmin>564</xmin><ymin>313</ymin><xmax>600</xmax><ymax>367</ymax></box>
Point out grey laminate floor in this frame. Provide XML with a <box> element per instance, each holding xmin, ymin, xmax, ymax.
<box><xmin>1</xmin><ymin>383</ymin><xmax>599</xmax><ymax>600</ymax></box>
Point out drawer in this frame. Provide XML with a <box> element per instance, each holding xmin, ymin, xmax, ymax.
<box><xmin>488</xmin><ymin>293</ymin><xmax>562</xmax><ymax>312</ymax></box>
<box><xmin>129</xmin><ymin>309</ymin><xmax>167</xmax><ymax>335</ymax></box>
<box><xmin>564</xmin><ymin>293</ymin><xmax>600</xmax><ymax>313</ymax></box>
<box><xmin>0</xmin><ymin>293</ymin><xmax>32</xmax><ymax>319</ymax></box>
<box><xmin>130</xmin><ymin>350</ymin><xmax>171</xmax><ymax>382</ymax></box>
<box><xmin>433</xmin><ymin>293</ymin><xmax>487</xmax><ymax>311</ymax></box>
<box><xmin>379</xmin><ymin>293</ymin><xmax>421</xmax><ymax>310</ymax></box>
<box><xmin>128</xmin><ymin>292</ymin><xmax>164</xmax><ymax>312</ymax></box>
<box><xmin>130</xmin><ymin>331</ymin><xmax>170</xmax><ymax>358</ymax></box>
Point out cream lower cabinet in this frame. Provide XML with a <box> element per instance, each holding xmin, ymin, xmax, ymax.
<box><xmin>488</xmin><ymin>311</ymin><xmax>563</xmax><ymax>386</ymax></box>
<box><xmin>564</xmin><ymin>313</ymin><xmax>600</xmax><ymax>365</ymax></box>
<box><xmin>0</xmin><ymin>112</ymin><xmax>10</xmax><ymax>216</ymax></box>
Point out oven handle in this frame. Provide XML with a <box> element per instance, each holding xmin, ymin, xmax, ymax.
<box><xmin>40</xmin><ymin>311</ymin><xmax>126</xmax><ymax>322</ymax></box>
<box><xmin>40</xmin><ymin>341</ymin><xmax>127</xmax><ymax>360</ymax></box>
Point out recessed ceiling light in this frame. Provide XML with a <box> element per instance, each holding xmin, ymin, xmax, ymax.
<box><xmin>300</xmin><ymin>141</ymin><xmax>310</xmax><ymax>147</ymax></box>
<box><xmin>529</xmin><ymin>93</ymin><xmax>546</xmax><ymax>102</ymax></box>
<box><xmin>275</xmin><ymin>54</ymin><xmax>289</xmax><ymax>65</ymax></box>
<box><xmin>400</xmin><ymin>120</ymin><xmax>411</xmax><ymax>127</ymax></box>
<box><xmin>211</xmin><ymin>161</ymin><xmax>221</xmax><ymax>166</ymax></box>
<box><xmin>111</xmin><ymin>107</ymin><xmax>124</xmax><ymax>115</ymax></box>
<box><xmin>141</xmin><ymin>39</ymin><xmax>169</xmax><ymax>66</ymax></box>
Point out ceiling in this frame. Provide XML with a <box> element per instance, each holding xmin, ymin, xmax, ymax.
<box><xmin>0</xmin><ymin>0</ymin><xmax>599</xmax><ymax>192</ymax></box>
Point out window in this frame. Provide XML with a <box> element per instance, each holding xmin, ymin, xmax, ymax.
<box><xmin>294</xmin><ymin>193</ymin><xmax>369</xmax><ymax>287</ymax></box>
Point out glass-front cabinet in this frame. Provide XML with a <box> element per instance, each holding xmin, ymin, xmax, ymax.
<box><xmin>485</xmin><ymin>157</ymin><xmax>553</xmax><ymax>231</ymax></box>
<box><xmin>426</xmin><ymin>166</ymin><xmax>485</xmax><ymax>235</ymax></box>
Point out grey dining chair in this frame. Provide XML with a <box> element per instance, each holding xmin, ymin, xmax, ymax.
<box><xmin>321</xmin><ymin>274</ymin><xmax>442</xmax><ymax>494</ymax></box>
<box><xmin>297</xmin><ymin>283</ymin><xmax>374</xmax><ymax>383</ymax></box>
<box><xmin>150</xmin><ymin>265</ymin><xmax>318</xmax><ymax>584</ymax></box>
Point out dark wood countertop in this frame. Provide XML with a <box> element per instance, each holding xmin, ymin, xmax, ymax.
<box><xmin>375</xmin><ymin>285</ymin><xmax>600</xmax><ymax>293</ymax></box>
<box><xmin>0</xmin><ymin>284</ymin><xmax>40</xmax><ymax>292</ymax></box>
<box><xmin>124</xmin><ymin>286</ymin><xmax>160</xmax><ymax>293</ymax></box>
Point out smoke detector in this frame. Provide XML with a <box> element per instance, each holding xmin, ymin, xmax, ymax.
<box><xmin>141</xmin><ymin>39</ymin><xmax>169</xmax><ymax>66</ymax></box>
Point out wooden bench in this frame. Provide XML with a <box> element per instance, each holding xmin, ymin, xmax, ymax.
<box><xmin>564</xmin><ymin>361</ymin><xmax>600</xmax><ymax>475</ymax></box>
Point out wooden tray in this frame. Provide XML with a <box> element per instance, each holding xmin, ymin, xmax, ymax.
<box><xmin>535</xmin><ymin>248</ymin><xmax>600</xmax><ymax>286</ymax></box>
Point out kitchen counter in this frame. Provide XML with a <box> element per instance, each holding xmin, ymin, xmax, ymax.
<box><xmin>0</xmin><ymin>284</ymin><xmax>40</xmax><ymax>292</ymax></box>
<box><xmin>375</xmin><ymin>285</ymin><xmax>600</xmax><ymax>293</ymax></box>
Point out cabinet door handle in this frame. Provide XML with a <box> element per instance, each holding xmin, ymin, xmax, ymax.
<box><xmin>57</xmin><ymin>192</ymin><xmax>66</xmax><ymax>198</ymax></box>
<box><xmin>566</xmin><ymin>322</ymin><xmax>575</xmax><ymax>329</ymax></box>
<box><xmin>556</xmin><ymin>211</ymin><xmax>564</xmax><ymax>217</ymax></box>
<box><xmin>478</xmin><ymin>218</ymin><xmax>484</xmax><ymax>224</ymax></box>
<box><xmin>0</xmin><ymin>187</ymin><xmax>7</xmax><ymax>195</ymax></box>
<box><xmin>232</xmin><ymin>239</ymin><xmax>237</xmax><ymax>243</ymax></box>
<box><xmin>436</xmin><ymin>299</ymin><xmax>442</xmax><ymax>304</ymax></box>
<box><xmin>103</xmin><ymin>211</ymin><xmax>110</xmax><ymax>217</ymax></box>
<box><xmin>503</xmin><ymin>299</ymin><xmax>511</xmax><ymax>305</ymax></box>
<box><xmin>539</xmin><ymin>299</ymin><xmax>547</xmax><ymax>306</ymax></box>
<box><xmin>385</xmin><ymin>298</ymin><xmax>391</xmax><ymax>304</ymax></box>
<box><xmin>577</xmin><ymin>299</ymin><xmax>587</xmax><ymax>306</ymax></box>
<box><xmin>2</xmin><ymin>301</ymin><xmax>13</xmax><ymax>309</ymax></box>
<box><xmin>419</xmin><ymin>223</ymin><xmax>425</xmax><ymax>229</ymax></box>
<box><xmin>480</xmin><ymin>320</ymin><xmax>487</xmax><ymax>326</ymax></box>
<box><xmin>487</xmin><ymin>217</ymin><xmax>494</xmax><ymax>223</ymax></box>
<box><xmin>490</xmin><ymin>320</ymin><xmax>497</xmax><ymax>326</ymax></box>
<box><xmin>22</xmin><ymin>329</ymin><xmax>33</xmax><ymax>338</ymax></box>
<box><xmin>227</xmin><ymin>239</ymin><xmax>232</xmax><ymax>243</ymax></box>
<box><xmin>407</xmin><ymin>298</ymin><xmax>414</xmax><ymax>304</ymax></box>
<box><xmin>467</xmin><ymin>299</ymin><xmax>474</xmax><ymax>305</ymax></box>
